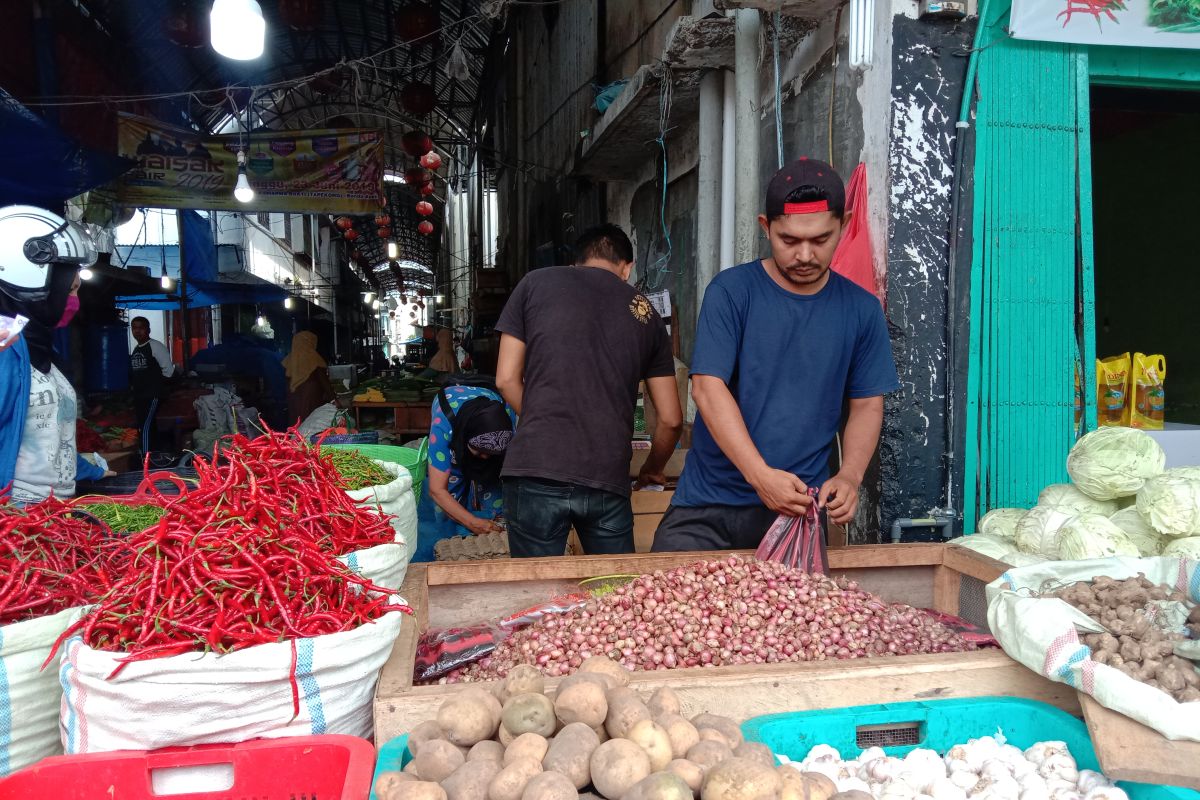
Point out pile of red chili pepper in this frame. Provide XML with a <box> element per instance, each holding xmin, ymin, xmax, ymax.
<box><xmin>0</xmin><ymin>499</ymin><xmax>115</xmax><ymax>626</ymax></box>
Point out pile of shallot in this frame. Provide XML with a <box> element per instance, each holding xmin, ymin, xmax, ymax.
<box><xmin>438</xmin><ymin>556</ymin><xmax>976</xmax><ymax>683</ymax></box>
<box><xmin>786</xmin><ymin>735</ymin><xmax>1126</xmax><ymax>800</ymax></box>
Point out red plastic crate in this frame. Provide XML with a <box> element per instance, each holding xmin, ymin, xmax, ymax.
<box><xmin>0</xmin><ymin>735</ymin><xmax>375</xmax><ymax>799</ymax></box>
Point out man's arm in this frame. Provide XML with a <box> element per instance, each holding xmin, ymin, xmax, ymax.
<box><xmin>495</xmin><ymin>333</ymin><xmax>526</xmax><ymax>416</ymax></box>
<box><xmin>818</xmin><ymin>396</ymin><xmax>884</xmax><ymax>525</ymax></box>
<box><xmin>635</xmin><ymin>375</ymin><xmax>683</xmax><ymax>487</ymax></box>
<box><xmin>692</xmin><ymin>374</ymin><xmax>811</xmax><ymax>516</ymax></box>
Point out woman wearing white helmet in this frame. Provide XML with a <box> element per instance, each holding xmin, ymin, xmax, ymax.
<box><xmin>0</xmin><ymin>205</ymin><xmax>113</xmax><ymax>504</ymax></box>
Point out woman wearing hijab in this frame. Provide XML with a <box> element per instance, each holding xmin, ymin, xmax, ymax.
<box><xmin>0</xmin><ymin>206</ymin><xmax>111</xmax><ymax>504</ymax></box>
<box><xmin>424</xmin><ymin>383</ymin><xmax>516</xmax><ymax>544</ymax></box>
<box><xmin>282</xmin><ymin>330</ymin><xmax>334</xmax><ymax>426</ymax></box>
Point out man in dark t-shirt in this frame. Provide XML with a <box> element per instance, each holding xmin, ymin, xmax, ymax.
<box><xmin>495</xmin><ymin>225</ymin><xmax>683</xmax><ymax>557</ymax></box>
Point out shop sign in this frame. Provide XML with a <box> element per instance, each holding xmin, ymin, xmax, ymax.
<box><xmin>1011</xmin><ymin>0</ymin><xmax>1200</xmax><ymax>49</ymax></box>
<box><xmin>114</xmin><ymin>113</ymin><xmax>385</xmax><ymax>214</ymax></box>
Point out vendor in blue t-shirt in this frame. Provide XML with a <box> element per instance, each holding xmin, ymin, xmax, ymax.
<box><xmin>653</xmin><ymin>159</ymin><xmax>900</xmax><ymax>551</ymax></box>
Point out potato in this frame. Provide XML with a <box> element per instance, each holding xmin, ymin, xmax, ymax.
<box><xmin>385</xmin><ymin>781</ymin><xmax>450</xmax><ymax>800</ymax></box>
<box><xmin>627</xmin><ymin>720</ymin><xmax>673</xmax><ymax>772</ymax></box>
<box><xmin>555</xmin><ymin>678</ymin><xmax>609</xmax><ymax>728</ymax></box>
<box><xmin>733</xmin><ymin>743</ymin><xmax>774</xmax><ymax>769</ymax></box>
<box><xmin>700</xmin><ymin>757</ymin><xmax>781</xmax><ymax>800</ymax></box>
<box><xmin>410</xmin><ymin>720</ymin><xmax>447</xmax><ymax>756</ymax></box>
<box><xmin>656</xmin><ymin>714</ymin><xmax>700</xmax><ymax>759</ymax></box>
<box><xmin>667</xmin><ymin>761</ymin><xmax>704</xmax><ymax>797</ymax></box>
<box><xmin>544</xmin><ymin>723</ymin><xmax>601</xmax><ymax>790</ymax></box>
<box><xmin>780</xmin><ymin>772</ymin><xmax>837</xmax><ymax>800</ymax></box>
<box><xmin>604</xmin><ymin>687</ymin><xmax>651</xmax><ymax>740</ymax></box>
<box><xmin>415</xmin><ymin>739</ymin><xmax>467</xmax><ymax>783</ymax></box>
<box><xmin>440</xmin><ymin>689</ymin><xmax>503</xmax><ymax>746</ymax></box>
<box><xmin>471</xmin><ymin>741</ymin><xmax>507</xmax><ymax>763</ymax></box>
<box><xmin>623</xmin><ymin>771</ymin><xmax>694</xmax><ymax>800</ymax></box>
<box><xmin>690</xmin><ymin>715</ymin><xmax>742</xmax><ymax>748</ymax></box>
<box><xmin>580</xmin><ymin>655</ymin><xmax>632</xmax><ymax>687</ymax></box>
<box><xmin>376</xmin><ymin>772</ymin><xmax>416</xmax><ymax>800</ymax></box>
<box><xmin>522</xmin><ymin>771</ymin><xmax>580</xmax><ymax>800</ymax></box>
<box><xmin>590</xmin><ymin>739</ymin><xmax>652</xmax><ymax>800</ymax></box>
<box><xmin>489</xmin><ymin>757</ymin><xmax>544</xmax><ymax>800</ymax></box>
<box><xmin>504</xmin><ymin>665</ymin><xmax>546</xmax><ymax>701</ymax></box>
<box><xmin>685</xmin><ymin>741</ymin><xmax>733</xmax><ymax>771</ymax></box>
<box><xmin>647</xmin><ymin>688</ymin><xmax>681</xmax><ymax>718</ymax></box>
<box><xmin>697</xmin><ymin>729</ymin><xmax>730</xmax><ymax>748</ymax></box>
<box><xmin>444</xmin><ymin>760</ymin><xmax>504</xmax><ymax>800</ymax></box>
<box><xmin>505</xmin><ymin>733</ymin><xmax>550</xmax><ymax>766</ymax></box>
<box><xmin>503</xmin><ymin>693</ymin><xmax>557</xmax><ymax>738</ymax></box>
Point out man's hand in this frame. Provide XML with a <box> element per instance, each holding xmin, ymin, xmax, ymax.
<box><xmin>467</xmin><ymin>517</ymin><xmax>501</xmax><ymax>536</ymax></box>
<box><xmin>750</xmin><ymin>467</ymin><xmax>812</xmax><ymax>516</ymax></box>
<box><xmin>818</xmin><ymin>473</ymin><xmax>861</xmax><ymax>526</ymax></box>
<box><xmin>634</xmin><ymin>465</ymin><xmax>667</xmax><ymax>490</ymax></box>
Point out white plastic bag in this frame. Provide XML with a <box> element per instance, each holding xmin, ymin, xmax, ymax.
<box><xmin>58</xmin><ymin>605</ymin><xmax>406</xmax><ymax>754</ymax></box>
<box><xmin>0</xmin><ymin>607</ymin><xmax>82</xmax><ymax>776</ymax></box>
<box><xmin>986</xmin><ymin>557</ymin><xmax>1200</xmax><ymax>742</ymax></box>
<box><xmin>342</xmin><ymin>460</ymin><xmax>417</xmax><ymax>589</ymax></box>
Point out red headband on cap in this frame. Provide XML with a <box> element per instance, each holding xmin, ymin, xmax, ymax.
<box><xmin>783</xmin><ymin>201</ymin><xmax>830</xmax><ymax>215</ymax></box>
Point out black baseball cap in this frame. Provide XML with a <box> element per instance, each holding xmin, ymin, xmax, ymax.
<box><xmin>765</xmin><ymin>158</ymin><xmax>846</xmax><ymax>219</ymax></box>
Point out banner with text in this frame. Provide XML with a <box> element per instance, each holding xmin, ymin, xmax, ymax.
<box><xmin>116</xmin><ymin>113</ymin><xmax>384</xmax><ymax>214</ymax></box>
<box><xmin>1011</xmin><ymin>0</ymin><xmax>1200</xmax><ymax>48</ymax></box>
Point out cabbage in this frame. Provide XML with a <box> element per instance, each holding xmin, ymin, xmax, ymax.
<box><xmin>1136</xmin><ymin>475</ymin><xmax>1200</xmax><ymax>537</ymax></box>
<box><xmin>1108</xmin><ymin>507</ymin><xmax>1166</xmax><ymax>556</ymax></box>
<box><xmin>1066</xmin><ymin>427</ymin><xmax>1166</xmax><ymax>501</ymax></box>
<box><xmin>951</xmin><ymin>534</ymin><xmax>1017</xmax><ymax>560</ymax></box>
<box><xmin>1162</xmin><ymin>537</ymin><xmax>1200</xmax><ymax>560</ymax></box>
<box><xmin>977</xmin><ymin>508</ymin><xmax>1025</xmax><ymax>540</ymax></box>
<box><xmin>1055</xmin><ymin>514</ymin><xmax>1140</xmax><ymax>560</ymax></box>
<box><xmin>1013</xmin><ymin>506</ymin><xmax>1076</xmax><ymax>558</ymax></box>
<box><xmin>1037</xmin><ymin>484</ymin><xmax>1118</xmax><ymax>516</ymax></box>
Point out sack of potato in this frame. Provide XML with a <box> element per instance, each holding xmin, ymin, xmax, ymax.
<box><xmin>374</xmin><ymin>655</ymin><xmax>807</xmax><ymax>800</ymax></box>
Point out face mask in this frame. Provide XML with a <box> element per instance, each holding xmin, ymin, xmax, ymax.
<box><xmin>57</xmin><ymin>295</ymin><xmax>80</xmax><ymax>328</ymax></box>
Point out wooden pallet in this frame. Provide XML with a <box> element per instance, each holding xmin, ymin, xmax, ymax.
<box><xmin>375</xmin><ymin>545</ymin><xmax>1079</xmax><ymax>745</ymax></box>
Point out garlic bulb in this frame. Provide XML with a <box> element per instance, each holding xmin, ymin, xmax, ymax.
<box><xmin>1083</xmin><ymin>788</ymin><xmax>1129</xmax><ymax>800</ymax></box>
<box><xmin>1075</xmin><ymin>771</ymin><xmax>1111</xmax><ymax>795</ymax></box>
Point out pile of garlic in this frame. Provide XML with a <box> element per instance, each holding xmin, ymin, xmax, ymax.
<box><xmin>778</xmin><ymin>735</ymin><xmax>1128</xmax><ymax>800</ymax></box>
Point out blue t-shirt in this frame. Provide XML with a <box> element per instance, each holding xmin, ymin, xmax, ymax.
<box><xmin>428</xmin><ymin>385</ymin><xmax>517</xmax><ymax>516</ymax></box>
<box><xmin>674</xmin><ymin>263</ymin><xmax>900</xmax><ymax>508</ymax></box>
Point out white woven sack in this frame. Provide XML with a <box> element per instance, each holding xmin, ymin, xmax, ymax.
<box><xmin>58</xmin><ymin>603</ymin><xmax>406</xmax><ymax>754</ymax></box>
<box><xmin>345</xmin><ymin>460</ymin><xmax>418</xmax><ymax>581</ymax></box>
<box><xmin>0</xmin><ymin>606</ymin><xmax>82</xmax><ymax>776</ymax></box>
<box><xmin>986</xmin><ymin>556</ymin><xmax>1200</xmax><ymax>741</ymax></box>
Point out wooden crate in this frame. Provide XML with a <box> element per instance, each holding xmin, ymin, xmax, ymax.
<box><xmin>376</xmin><ymin>545</ymin><xmax>1078</xmax><ymax>744</ymax></box>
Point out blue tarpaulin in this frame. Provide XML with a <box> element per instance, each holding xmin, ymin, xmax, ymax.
<box><xmin>0</xmin><ymin>88</ymin><xmax>135</xmax><ymax>207</ymax></box>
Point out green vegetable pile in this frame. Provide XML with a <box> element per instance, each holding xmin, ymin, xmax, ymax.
<box><xmin>1150</xmin><ymin>0</ymin><xmax>1200</xmax><ymax>31</ymax></box>
<box><xmin>78</xmin><ymin>502</ymin><xmax>166</xmax><ymax>533</ymax></box>
<box><xmin>325</xmin><ymin>449</ymin><xmax>393</xmax><ymax>491</ymax></box>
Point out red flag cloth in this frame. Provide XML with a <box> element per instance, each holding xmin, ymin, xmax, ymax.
<box><xmin>831</xmin><ymin>163</ymin><xmax>882</xmax><ymax>303</ymax></box>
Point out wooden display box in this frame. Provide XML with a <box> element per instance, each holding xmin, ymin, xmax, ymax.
<box><xmin>375</xmin><ymin>545</ymin><xmax>1079</xmax><ymax>745</ymax></box>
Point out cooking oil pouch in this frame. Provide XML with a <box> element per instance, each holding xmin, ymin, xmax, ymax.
<box><xmin>1131</xmin><ymin>352</ymin><xmax>1166</xmax><ymax>430</ymax></box>
<box><xmin>1096</xmin><ymin>353</ymin><xmax>1131</xmax><ymax>427</ymax></box>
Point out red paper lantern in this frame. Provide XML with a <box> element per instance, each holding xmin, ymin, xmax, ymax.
<box><xmin>420</xmin><ymin>183</ymin><xmax>435</xmax><ymax>197</ymax></box>
<box><xmin>401</xmin><ymin>82</ymin><xmax>437</xmax><ymax>116</ymax></box>
<box><xmin>401</xmin><ymin>130</ymin><xmax>433</xmax><ymax>157</ymax></box>
<box><xmin>335</xmin><ymin>216</ymin><xmax>354</xmax><ymax>231</ymax></box>
<box><xmin>415</xmin><ymin>201</ymin><xmax>434</xmax><ymax>217</ymax></box>
<box><xmin>418</xmin><ymin>221</ymin><xmax>434</xmax><ymax>236</ymax></box>
<box><xmin>343</xmin><ymin>229</ymin><xmax>360</xmax><ymax>241</ymax></box>
<box><xmin>395</xmin><ymin>2</ymin><xmax>440</xmax><ymax>44</ymax></box>
<box><xmin>403</xmin><ymin>168</ymin><xmax>432</xmax><ymax>186</ymax></box>
<box><xmin>279</xmin><ymin>0</ymin><xmax>323</xmax><ymax>31</ymax></box>
<box><xmin>419</xmin><ymin>151</ymin><xmax>443</xmax><ymax>170</ymax></box>
<box><xmin>377</xmin><ymin>227</ymin><xmax>393</xmax><ymax>239</ymax></box>
<box><xmin>374</xmin><ymin>214</ymin><xmax>392</xmax><ymax>227</ymax></box>
<box><xmin>163</xmin><ymin>0</ymin><xmax>207</xmax><ymax>48</ymax></box>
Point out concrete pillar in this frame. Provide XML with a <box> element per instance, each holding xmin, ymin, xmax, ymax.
<box><xmin>733</xmin><ymin>9</ymin><xmax>762</xmax><ymax>265</ymax></box>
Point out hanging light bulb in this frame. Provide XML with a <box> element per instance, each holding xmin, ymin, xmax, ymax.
<box><xmin>234</xmin><ymin>151</ymin><xmax>255</xmax><ymax>203</ymax></box>
<box><xmin>387</xmin><ymin>240</ymin><xmax>399</xmax><ymax>260</ymax></box>
<box><xmin>79</xmin><ymin>268</ymin><xmax>94</xmax><ymax>281</ymax></box>
<box><xmin>210</xmin><ymin>0</ymin><xmax>266</xmax><ymax>61</ymax></box>
<box><xmin>284</xmin><ymin>297</ymin><xmax>294</xmax><ymax>310</ymax></box>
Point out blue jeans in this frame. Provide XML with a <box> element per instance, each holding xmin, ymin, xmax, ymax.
<box><xmin>504</xmin><ymin>478</ymin><xmax>634</xmax><ymax>557</ymax></box>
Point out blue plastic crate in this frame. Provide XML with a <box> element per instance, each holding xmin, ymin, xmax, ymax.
<box><xmin>741</xmin><ymin>697</ymin><xmax>1199</xmax><ymax>800</ymax></box>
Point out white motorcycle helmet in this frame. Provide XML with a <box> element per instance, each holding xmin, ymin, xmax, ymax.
<box><xmin>0</xmin><ymin>205</ymin><xmax>97</xmax><ymax>299</ymax></box>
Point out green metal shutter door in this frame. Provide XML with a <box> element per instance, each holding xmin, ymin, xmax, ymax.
<box><xmin>963</xmin><ymin>4</ymin><xmax>1090</xmax><ymax>528</ymax></box>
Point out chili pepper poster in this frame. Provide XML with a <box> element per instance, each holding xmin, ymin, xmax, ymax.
<box><xmin>1011</xmin><ymin>0</ymin><xmax>1200</xmax><ymax>48</ymax></box>
<box><xmin>114</xmin><ymin>113</ymin><xmax>385</xmax><ymax>214</ymax></box>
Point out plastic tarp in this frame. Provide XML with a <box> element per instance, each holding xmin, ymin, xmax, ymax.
<box><xmin>0</xmin><ymin>88</ymin><xmax>135</xmax><ymax>207</ymax></box>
